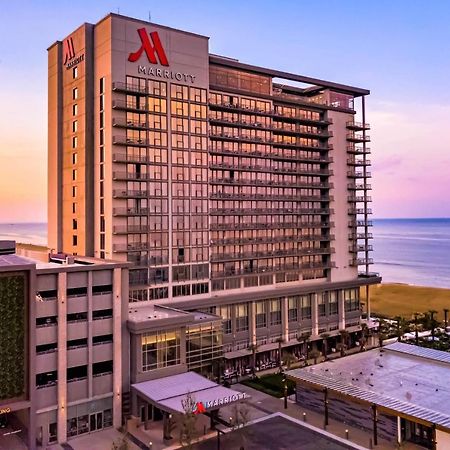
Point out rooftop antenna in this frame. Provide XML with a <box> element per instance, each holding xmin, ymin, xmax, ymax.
<box><xmin>148</xmin><ymin>11</ymin><xmax>152</xmax><ymax>22</ymax></box>
<box><xmin>117</xmin><ymin>7</ymin><xmax>120</xmax><ymax>14</ymax></box>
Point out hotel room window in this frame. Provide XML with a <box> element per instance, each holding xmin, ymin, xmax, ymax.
<box><xmin>73</xmin><ymin>66</ymin><xmax>78</xmax><ymax>79</ymax></box>
<box><xmin>72</xmin><ymin>104</ymin><xmax>78</xmax><ymax>116</ymax></box>
<box><xmin>255</xmin><ymin>301</ymin><xmax>267</xmax><ymax>328</ymax></box>
<box><xmin>72</xmin><ymin>87</ymin><xmax>78</xmax><ymax>100</ymax></box>
<box><xmin>235</xmin><ymin>304</ymin><xmax>249</xmax><ymax>332</ymax></box>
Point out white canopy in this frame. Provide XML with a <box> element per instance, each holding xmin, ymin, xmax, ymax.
<box><xmin>132</xmin><ymin>371</ymin><xmax>248</xmax><ymax>414</ymax></box>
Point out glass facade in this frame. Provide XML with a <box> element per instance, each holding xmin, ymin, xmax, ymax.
<box><xmin>141</xmin><ymin>329</ymin><xmax>181</xmax><ymax>371</ymax></box>
<box><xmin>186</xmin><ymin>321</ymin><xmax>223</xmax><ymax>370</ymax></box>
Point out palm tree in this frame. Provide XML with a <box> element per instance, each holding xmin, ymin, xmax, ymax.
<box><xmin>320</xmin><ymin>332</ymin><xmax>330</xmax><ymax>360</ymax></box>
<box><xmin>276</xmin><ymin>337</ymin><xmax>284</xmax><ymax>371</ymax></box>
<box><xmin>338</xmin><ymin>329</ymin><xmax>349</xmax><ymax>356</ymax></box>
<box><xmin>297</xmin><ymin>331</ymin><xmax>311</xmax><ymax>363</ymax></box>
<box><xmin>247</xmin><ymin>343</ymin><xmax>259</xmax><ymax>377</ymax></box>
<box><xmin>309</xmin><ymin>348</ymin><xmax>321</xmax><ymax>365</ymax></box>
<box><xmin>443</xmin><ymin>308</ymin><xmax>449</xmax><ymax>331</ymax></box>
<box><xmin>393</xmin><ymin>316</ymin><xmax>408</xmax><ymax>342</ymax></box>
<box><xmin>428</xmin><ymin>310</ymin><xmax>438</xmax><ymax>347</ymax></box>
<box><xmin>377</xmin><ymin>318</ymin><xmax>389</xmax><ymax>347</ymax></box>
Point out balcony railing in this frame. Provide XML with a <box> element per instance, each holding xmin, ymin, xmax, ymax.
<box><xmin>209</xmin><ymin>178</ymin><xmax>332</xmax><ymax>189</ymax></box>
<box><xmin>210</xmin><ymin>221</ymin><xmax>334</xmax><ymax>231</ymax></box>
<box><xmin>349</xmin><ymin>244</ymin><xmax>374</xmax><ymax>253</ymax></box>
<box><xmin>113</xmin><ymin>153</ymin><xmax>152</xmax><ymax>164</ymax></box>
<box><xmin>348</xmin><ymin>208</ymin><xmax>373</xmax><ymax>215</ymax></box>
<box><xmin>113</xmin><ymin>189</ymin><xmax>150</xmax><ymax>198</ymax></box>
<box><xmin>347</xmin><ymin>170</ymin><xmax>372</xmax><ymax>178</ymax></box>
<box><xmin>349</xmin><ymin>232</ymin><xmax>373</xmax><ymax>240</ymax></box>
<box><xmin>113</xmin><ymin>243</ymin><xmax>153</xmax><ymax>252</ymax></box>
<box><xmin>112</xmin><ymin>118</ymin><xmax>149</xmax><ymax>130</ymax></box>
<box><xmin>211</xmin><ymin>261</ymin><xmax>336</xmax><ymax>278</ymax></box>
<box><xmin>112</xmin><ymin>81</ymin><xmax>147</xmax><ymax>94</ymax></box>
<box><xmin>348</xmin><ymin>220</ymin><xmax>373</xmax><ymax>227</ymax></box>
<box><xmin>210</xmin><ymin>207</ymin><xmax>332</xmax><ymax>216</ymax></box>
<box><xmin>113</xmin><ymin>207</ymin><xmax>150</xmax><ymax>216</ymax></box>
<box><xmin>347</xmin><ymin>146</ymin><xmax>371</xmax><ymax>155</ymax></box>
<box><xmin>346</xmin><ymin>121</ymin><xmax>371</xmax><ymax>130</ymax></box>
<box><xmin>350</xmin><ymin>257</ymin><xmax>374</xmax><ymax>266</ymax></box>
<box><xmin>210</xmin><ymin>234</ymin><xmax>334</xmax><ymax>246</ymax></box>
<box><xmin>210</xmin><ymin>192</ymin><xmax>332</xmax><ymax>202</ymax></box>
<box><xmin>347</xmin><ymin>158</ymin><xmax>371</xmax><ymax>166</ymax></box>
<box><xmin>348</xmin><ymin>195</ymin><xmax>372</xmax><ymax>202</ymax></box>
<box><xmin>113</xmin><ymin>136</ymin><xmax>149</xmax><ymax>146</ymax></box>
<box><xmin>348</xmin><ymin>183</ymin><xmax>372</xmax><ymax>190</ymax></box>
<box><xmin>209</xmin><ymin>162</ymin><xmax>332</xmax><ymax>177</ymax></box>
<box><xmin>346</xmin><ymin>133</ymin><xmax>371</xmax><ymax>142</ymax></box>
<box><xmin>211</xmin><ymin>247</ymin><xmax>334</xmax><ymax>262</ymax></box>
<box><xmin>112</xmin><ymin>100</ymin><xmax>147</xmax><ymax>112</ymax></box>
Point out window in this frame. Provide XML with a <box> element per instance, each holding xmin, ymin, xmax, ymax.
<box><xmin>142</xmin><ymin>330</ymin><xmax>181</xmax><ymax>371</ymax></box>
<box><xmin>344</xmin><ymin>288</ymin><xmax>360</xmax><ymax>312</ymax></box>
<box><xmin>72</xmin><ymin>120</ymin><xmax>78</xmax><ymax>132</ymax></box>
<box><xmin>36</xmin><ymin>342</ymin><xmax>57</xmax><ymax>354</ymax></box>
<box><xmin>67</xmin><ymin>338</ymin><xmax>88</xmax><ymax>349</ymax></box>
<box><xmin>36</xmin><ymin>371</ymin><xmax>57</xmax><ymax>388</ymax></box>
<box><xmin>217</xmin><ymin>305</ymin><xmax>232</xmax><ymax>334</ymax></box>
<box><xmin>93</xmin><ymin>360</ymin><xmax>113</xmax><ymax>376</ymax></box>
<box><xmin>73</xmin><ymin>66</ymin><xmax>78</xmax><ymax>79</ymax></box>
<box><xmin>67</xmin><ymin>365</ymin><xmax>87</xmax><ymax>382</ymax></box>
<box><xmin>269</xmin><ymin>299</ymin><xmax>282</xmax><ymax>326</ymax></box>
<box><xmin>235</xmin><ymin>304</ymin><xmax>248</xmax><ymax>332</ymax></box>
<box><xmin>92</xmin><ymin>334</ymin><xmax>113</xmax><ymax>345</ymax></box>
<box><xmin>92</xmin><ymin>284</ymin><xmax>112</xmax><ymax>295</ymax></box>
<box><xmin>72</xmin><ymin>202</ymin><xmax>77</xmax><ymax>213</ymax></box>
<box><xmin>72</xmin><ymin>136</ymin><xmax>78</xmax><ymax>149</ymax></box>
<box><xmin>72</xmin><ymin>169</ymin><xmax>77</xmax><ymax>181</ymax></box>
<box><xmin>72</xmin><ymin>87</ymin><xmax>78</xmax><ymax>100</ymax></box>
<box><xmin>36</xmin><ymin>316</ymin><xmax>57</xmax><ymax>327</ymax></box>
<box><xmin>329</xmin><ymin>291</ymin><xmax>338</xmax><ymax>315</ymax></box>
<box><xmin>72</xmin><ymin>235</ymin><xmax>77</xmax><ymax>246</ymax></box>
<box><xmin>318</xmin><ymin>293</ymin><xmax>326</xmax><ymax>317</ymax></box>
<box><xmin>67</xmin><ymin>286</ymin><xmax>87</xmax><ymax>297</ymax></box>
<box><xmin>72</xmin><ymin>104</ymin><xmax>78</xmax><ymax>116</ymax></box>
<box><xmin>92</xmin><ymin>309</ymin><xmax>113</xmax><ymax>320</ymax></box>
<box><xmin>300</xmin><ymin>295</ymin><xmax>312</xmax><ymax>320</ymax></box>
<box><xmin>67</xmin><ymin>312</ymin><xmax>87</xmax><ymax>323</ymax></box>
<box><xmin>72</xmin><ymin>153</ymin><xmax>77</xmax><ymax>164</ymax></box>
<box><xmin>100</xmin><ymin>77</ymin><xmax>106</xmax><ymax>94</ymax></box>
<box><xmin>288</xmin><ymin>297</ymin><xmax>298</xmax><ymax>322</ymax></box>
<box><xmin>255</xmin><ymin>301</ymin><xmax>266</xmax><ymax>328</ymax></box>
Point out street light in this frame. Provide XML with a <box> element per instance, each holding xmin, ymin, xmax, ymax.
<box><xmin>282</xmin><ymin>373</ymin><xmax>288</xmax><ymax>409</ymax></box>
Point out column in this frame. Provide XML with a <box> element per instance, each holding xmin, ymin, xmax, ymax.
<box><xmin>372</xmin><ymin>404</ymin><xmax>378</xmax><ymax>446</ymax></box>
<box><xmin>397</xmin><ymin>416</ymin><xmax>402</xmax><ymax>446</ymax></box>
<box><xmin>87</xmin><ymin>271</ymin><xmax>93</xmax><ymax>399</ymax></box>
<box><xmin>311</xmin><ymin>293</ymin><xmax>319</xmax><ymax>336</ymax></box>
<box><xmin>113</xmin><ymin>268</ymin><xmax>122</xmax><ymax>429</ymax></box>
<box><xmin>281</xmin><ymin>297</ymin><xmax>289</xmax><ymax>342</ymax></box>
<box><xmin>249</xmin><ymin>301</ymin><xmax>256</xmax><ymax>346</ymax></box>
<box><xmin>57</xmin><ymin>272</ymin><xmax>67</xmax><ymax>444</ymax></box>
<box><xmin>338</xmin><ymin>290</ymin><xmax>345</xmax><ymax>330</ymax></box>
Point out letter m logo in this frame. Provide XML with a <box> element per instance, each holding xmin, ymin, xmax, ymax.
<box><xmin>128</xmin><ymin>28</ymin><xmax>169</xmax><ymax>66</ymax></box>
<box><xmin>63</xmin><ymin>37</ymin><xmax>75</xmax><ymax>64</ymax></box>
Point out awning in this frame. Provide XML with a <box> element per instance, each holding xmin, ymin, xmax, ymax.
<box><xmin>132</xmin><ymin>371</ymin><xmax>249</xmax><ymax>414</ymax></box>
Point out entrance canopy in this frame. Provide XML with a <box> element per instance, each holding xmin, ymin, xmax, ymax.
<box><xmin>132</xmin><ymin>371</ymin><xmax>248</xmax><ymax>414</ymax></box>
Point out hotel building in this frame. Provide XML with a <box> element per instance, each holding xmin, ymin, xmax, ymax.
<box><xmin>48</xmin><ymin>13</ymin><xmax>380</xmax><ymax>382</ymax></box>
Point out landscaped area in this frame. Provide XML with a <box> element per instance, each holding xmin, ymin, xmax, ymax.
<box><xmin>242</xmin><ymin>373</ymin><xmax>296</xmax><ymax>398</ymax></box>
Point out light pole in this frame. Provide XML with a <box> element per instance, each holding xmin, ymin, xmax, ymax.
<box><xmin>282</xmin><ymin>373</ymin><xmax>288</xmax><ymax>409</ymax></box>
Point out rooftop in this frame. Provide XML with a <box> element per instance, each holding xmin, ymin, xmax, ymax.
<box><xmin>287</xmin><ymin>342</ymin><xmax>450</xmax><ymax>430</ymax></box>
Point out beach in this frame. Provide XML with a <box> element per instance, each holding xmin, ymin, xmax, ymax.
<box><xmin>363</xmin><ymin>283</ymin><xmax>450</xmax><ymax>320</ymax></box>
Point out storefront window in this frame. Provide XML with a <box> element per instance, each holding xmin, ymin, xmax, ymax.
<box><xmin>142</xmin><ymin>329</ymin><xmax>181</xmax><ymax>371</ymax></box>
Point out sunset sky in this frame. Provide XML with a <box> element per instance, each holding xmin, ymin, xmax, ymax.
<box><xmin>1</xmin><ymin>0</ymin><xmax>450</xmax><ymax>222</ymax></box>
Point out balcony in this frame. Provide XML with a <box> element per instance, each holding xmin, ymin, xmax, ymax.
<box><xmin>211</xmin><ymin>247</ymin><xmax>334</xmax><ymax>262</ymax></box>
<box><xmin>113</xmin><ymin>225</ymin><xmax>152</xmax><ymax>234</ymax></box>
<box><xmin>112</xmin><ymin>99</ymin><xmax>147</xmax><ymax>112</ymax></box>
<box><xmin>112</xmin><ymin>118</ymin><xmax>149</xmax><ymax>130</ymax></box>
<box><xmin>113</xmin><ymin>207</ymin><xmax>150</xmax><ymax>216</ymax></box>
<box><xmin>209</xmin><ymin>162</ymin><xmax>333</xmax><ymax>177</ymax></box>
<box><xmin>112</xmin><ymin>81</ymin><xmax>147</xmax><ymax>94</ymax></box>
<box><xmin>350</xmin><ymin>257</ymin><xmax>374</xmax><ymax>266</ymax></box>
<box><xmin>348</xmin><ymin>208</ymin><xmax>373</xmax><ymax>215</ymax></box>
<box><xmin>127</xmin><ymin>255</ymin><xmax>168</xmax><ymax>266</ymax></box>
<box><xmin>210</xmin><ymin>221</ymin><xmax>334</xmax><ymax>231</ymax></box>
<box><xmin>347</xmin><ymin>146</ymin><xmax>371</xmax><ymax>155</ymax></box>
<box><xmin>210</xmin><ymin>192</ymin><xmax>332</xmax><ymax>202</ymax></box>
<box><xmin>348</xmin><ymin>182</ymin><xmax>372</xmax><ymax>190</ymax></box>
<box><xmin>348</xmin><ymin>195</ymin><xmax>372</xmax><ymax>202</ymax></box>
<box><xmin>211</xmin><ymin>261</ymin><xmax>336</xmax><ymax>278</ymax></box>
<box><xmin>349</xmin><ymin>232</ymin><xmax>373</xmax><ymax>240</ymax></box>
<box><xmin>113</xmin><ymin>189</ymin><xmax>150</xmax><ymax>198</ymax></box>
<box><xmin>113</xmin><ymin>136</ymin><xmax>149</xmax><ymax>147</ymax></box>
<box><xmin>210</xmin><ymin>234</ymin><xmax>334</xmax><ymax>246</ymax></box>
<box><xmin>113</xmin><ymin>243</ymin><xmax>151</xmax><ymax>252</ymax></box>
<box><xmin>348</xmin><ymin>220</ymin><xmax>373</xmax><ymax>227</ymax></box>
<box><xmin>113</xmin><ymin>172</ymin><xmax>151</xmax><ymax>181</ymax></box>
<box><xmin>346</xmin><ymin>121</ymin><xmax>371</xmax><ymax>131</ymax></box>
<box><xmin>209</xmin><ymin>177</ymin><xmax>332</xmax><ymax>189</ymax></box>
<box><xmin>113</xmin><ymin>153</ymin><xmax>152</xmax><ymax>164</ymax></box>
<box><xmin>349</xmin><ymin>244</ymin><xmax>374</xmax><ymax>253</ymax></box>
<box><xmin>210</xmin><ymin>207</ymin><xmax>332</xmax><ymax>216</ymax></box>
<box><xmin>347</xmin><ymin>158</ymin><xmax>371</xmax><ymax>166</ymax></box>
<box><xmin>347</xmin><ymin>133</ymin><xmax>371</xmax><ymax>143</ymax></box>
<box><xmin>358</xmin><ymin>271</ymin><xmax>380</xmax><ymax>278</ymax></box>
<box><xmin>347</xmin><ymin>170</ymin><xmax>372</xmax><ymax>178</ymax></box>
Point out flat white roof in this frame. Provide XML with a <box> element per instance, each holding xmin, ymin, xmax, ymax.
<box><xmin>132</xmin><ymin>371</ymin><xmax>248</xmax><ymax>414</ymax></box>
<box><xmin>287</xmin><ymin>342</ymin><xmax>450</xmax><ymax>430</ymax></box>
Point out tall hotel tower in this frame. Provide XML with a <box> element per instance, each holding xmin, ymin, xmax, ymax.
<box><xmin>49</xmin><ymin>13</ymin><xmax>380</xmax><ymax>367</ymax></box>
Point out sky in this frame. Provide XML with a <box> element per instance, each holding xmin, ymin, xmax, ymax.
<box><xmin>1</xmin><ymin>0</ymin><xmax>450</xmax><ymax>222</ymax></box>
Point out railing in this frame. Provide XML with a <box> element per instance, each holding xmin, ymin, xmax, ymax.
<box><xmin>210</xmin><ymin>234</ymin><xmax>333</xmax><ymax>246</ymax></box>
<box><xmin>346</xmin><ymin>121</ymin><xmax>371</xmax><ymax>130</ymax></box>
<box><xmin>348</xmin><ymin>183</ymin><xmax>372</xmax><ymax>190</ymax></box>
<box><xmin>347</xmin><ymin>146</ymin><xmax>371</xmax><ymax>154</ymax></box>
<box><xmin>113</xmin><ymin>153</ymin><xmax>151</xmax><ymax>163</ymax></box>
<box><xmin>358</xmin><ymin>271</ymin><xmax>380</xmax><ymax>278</ymax></box>
<box><xmin>348</xmin><ymin>196</ymin><xmax>372</xmax><ymax>202</ymax></box>
<box><xmin>349</xmin><ymin>245</ymin><xmax>374</xmax><ymax>253</ymax></box>
<box><xmin>112</xmin><ymin>81</ymin><xmax>147</xmax><ymax>94</ymax></box>
<box><xmin>349</xmin><ymin>233</ymin><xmax>373</xmax><ymax>239</ymax></box>
<box><xmin>113</xmin><ymin>189</ymin><xmax>150</xmax><ymax>198</ymax></box>
<box><xmin>209</xmin><ymin>162</ymin><xmax>333</xmax><ymax>177</ymax></box>
<box><xmin>348</xmin><ymin>208</ymin><xmax>372</xmax><ymax>215</ymax></box>
<box><xmin>350</xmin><ymin>258</ymin><xmax>374</xmax><ymax>266</ymax></box>
<box><xmin>210</xmin><ymin>207</ymin><xmax>332</xmax><ymax>215</ymax></box>
<box><xmin>210</xmin><ymin>192</ymin><xmax>332</xmax><ymax>202</ymax></box>
<box><xmin>209</xmin><ymin>178</ymin><xmax>333</xmax><ymax>189</ymax></box>
<box><xmin>347</xmin><ymin>170</ymin><xmax>372</xmax><ymax>178</ymax></box>
<box><xmin>211</xmin><ymin>247</ymin><xmax>334</xmax><ymax>262</ymax></box>
<box><xmin>112</xmin><ymin>118</ymin><xmax>149</xmax><ymax>129</ymax></box>
<box><xmin>346</xmin><ymin>133</ymin><xmax>371</xmax><ymax>141</ymax></box>
<box><xmin>347</xmin><ymin>158</ymin><xmax>371</xmax><ymax>166</ymax></box>
<box><xmin>113</xmin><ymin>207</ymin><xmax>151</xmax><ymax>215</ymax></box>
<box><xmin>113</xmin><ymin>136</ymin><xmax>149</xmax><ymax>146</ymax></box>
<box><xmin>112</xmin><ymin>100</ymin><xmax>147</xmax><ymax>111</ymax></box>
<box><xmin>210</xmin><ymin>221</ymin><xmax>334</xmax><ymax>230</ymax></box>
<box><xmin>348</xmin><ymin>220</ymin><xmax>373</xmax><ymax>227</ymax></box>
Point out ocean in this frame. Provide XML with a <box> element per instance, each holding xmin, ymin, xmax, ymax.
<box><xmin>0</xmin><ymin>219</ymin><xmax>449</xmax><ymax>288</ymax></box>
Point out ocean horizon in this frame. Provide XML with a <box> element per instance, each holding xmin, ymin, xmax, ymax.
<box><xmin>1</xmin><ymin>218</ymin><xmax>449</xmax><ymax>289</ymax></box>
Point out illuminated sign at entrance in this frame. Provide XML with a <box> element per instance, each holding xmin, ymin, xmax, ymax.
<box><xmin>184</xmin><ymin>393</ymin><xmax>247</xmax><ymax>414</ymax></box>
<box><xmin>129</xmin><ymin>28</ymin><xmax>169</xmax><ymax>66</ymax></box>
<box><xmin>0</xmin><ymin>407</ymin><xmax>11</xmax><ymax>415</ymax></box>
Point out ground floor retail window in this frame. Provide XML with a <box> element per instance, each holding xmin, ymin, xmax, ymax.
<box><xmin>48</xmin><ymin>423</ymin><xmax>57</xmax><ymax>443</ymax></box>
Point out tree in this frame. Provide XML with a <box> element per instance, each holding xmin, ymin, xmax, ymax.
<box><xmin>320</xmin><ymin>333</ymin><xmax>330</xmax><ymax>359</ymax></box>
<box><xmin>377</xmin><ymin>318</ymin><xmax>389</xmax><ymax>347</ymax></box>
<box><xmin>393</xmin><ymin>316</ymin><xmax>408</xmax><ymax>342</ymax></box>
<box><xmin>179</xmin><ymin>392</ymin><xmax>199</xmax><ymax>449</ymax></box>
<box><xmin>229</xmin><ymin>403</ymin><xmax>251</xmax><ymax>450</ymax></box>
<box><xmin>297</xmin><ymin>331</ymin><xmax>311</xmax><ymax>363</ymax></box>
<box><xmin>111</xmin><ymin>432</ymin><xmax>130</xmax><ymax>450</ymax></box>
<box><xmin>283</xmin><ymin>352</ymin><xmax>297</xmax><ymax>370</ymax></box>
<box><xmin>247</xmin><ymin>343</ymin><xmax>259</xmax><ymax>378</ymax></box>
<box><xmin>338</xmin><ymin>329</ymin><xmax>349</xmax><ymax>356</ymax></box>
<box><xmin>309</xmin><ymin>348</ymin><xmax>321</xmax><ymax>365</ymax></box>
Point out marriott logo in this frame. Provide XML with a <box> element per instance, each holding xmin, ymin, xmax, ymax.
<box><xmin>128</xmin><ymin>28</ymin><xmax>169</xmax><ymax>66</ymax></box>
